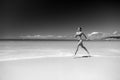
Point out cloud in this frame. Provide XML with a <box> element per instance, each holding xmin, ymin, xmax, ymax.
<box><xmin>88</xmin><ymin>32</ymin><xmax>111</xmax><ymax>40</ymax></box>
<box><xmin>88</xmin><ymin>32</ymin><xmax>100</xmax><ymax>37</ymax></box>
<box><xmin>88</xmin><ymin>31</ymin><xmax>120</xmax><ymax>40</ymax></box>
<box><xmin>20</xmin><ymin>35</ymin><xmax>54</xmax><ymax>39</ymax></box>
<box><xmin>112</xmin><ymin>31</ymin><xmax>120</xmax><ymax>36</ymax></box>
<box><xmin>56</xmin><ymin>35</ymin><xmax>66</xmax><ymax>38</ymax></box>
<box><xmin>20</xmin><ymin>35</ymin><xmax>69</xmax><ymax>39</ymax></box>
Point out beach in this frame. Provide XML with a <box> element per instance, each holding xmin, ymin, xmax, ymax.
<box><xmin>1</xmin><ymin>0</ymin><xmax>120</xmax><ymax>80</ymax></box>
<box><xmin>1</xmin><ymin>56</ymin><xmax>120</xmax><ymax>80</ymax></box>
<box><xmin>0</xmin><ymin>41</ymin><xmax>120</xmax><ymax>80</ymax></box>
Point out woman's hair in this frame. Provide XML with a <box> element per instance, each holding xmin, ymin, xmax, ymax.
<box><xmin>77</xmin><ymin>27</ymin><xmax>82</xmax><ymax>31</ymax></box>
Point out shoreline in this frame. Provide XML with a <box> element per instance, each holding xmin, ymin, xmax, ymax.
<box><xmin>0</xmin><ymin>55</ymin><xmax>120</xmax><ymax>62</ymax></box>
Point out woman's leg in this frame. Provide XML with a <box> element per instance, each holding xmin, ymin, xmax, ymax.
<box><xmin>81</xmin><ymin>42</ymin><xmax>90</xmax><ymax>55</ymax></box>
<box><xmin>74</xmin><ymin>45</ymin><xmax>79</xmax><ymax>56</ymax></box>
<box><xmin>74</xmin><ymin>41</ymin><xmax>81</xmax><ymax>56</ymax></box>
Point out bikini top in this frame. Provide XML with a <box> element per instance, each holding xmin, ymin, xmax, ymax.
<box><xmin>76</xmin><ymin>32</ymin><xmax>83</xmax><ymax>37</ymax></box>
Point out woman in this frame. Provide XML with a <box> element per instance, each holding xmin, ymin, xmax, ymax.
<box><xmin>74</xmin><ymin>27</ymin><xmax>90</xmax><ymax>56</ymax></box>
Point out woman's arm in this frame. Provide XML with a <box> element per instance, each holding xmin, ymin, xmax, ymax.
<box><xmin>82</xmin><ymin>33</ymin><xmax>87</xmax><ymax>40</ymax></box>
<box><xmin>74</xmin><ymin>32</ymin><xmax>78</xmax><ymax>38</ymax></box>
<box><xmin>74</xmin><ymin>34</ymin><xmax>77</xmax><ymax>38</ymax></box>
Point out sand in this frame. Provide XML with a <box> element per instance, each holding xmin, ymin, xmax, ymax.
<box><xmin>0</xmin><ymin>56</ymin><xmax>120</xmax><ymax>80</ymax></box>
<box><xmin>0</xmin><ymin>41</ymin><xmax>120</xmax><ymax>80</ymax></box>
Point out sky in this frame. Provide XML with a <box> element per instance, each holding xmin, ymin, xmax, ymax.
<box><xmin>0</xmin><ymin>0</ymin><xmax>120</xmax><ymax>39</ymax></box>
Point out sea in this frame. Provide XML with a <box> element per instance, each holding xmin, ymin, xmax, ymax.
<box><xmin>0</xmin><ymin>41</ymin><xmax>120</xmax><ymax>61</ymax></box>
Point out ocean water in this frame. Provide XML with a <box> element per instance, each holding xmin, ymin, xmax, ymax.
<box><xmin>0</xmin><ymin>41</ymin><xmax>120</xmax><ymax>61</ymax></box>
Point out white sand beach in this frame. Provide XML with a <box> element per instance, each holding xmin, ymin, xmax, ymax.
<box><xmin>0</xmin><ymin>56</ymin><xmax>120</xmax><ymax>80</ymax></box>
<box><xmin>0</xmin><ymin>41</ymin><xmax>120</xmax><ymax>80</ymax></box>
